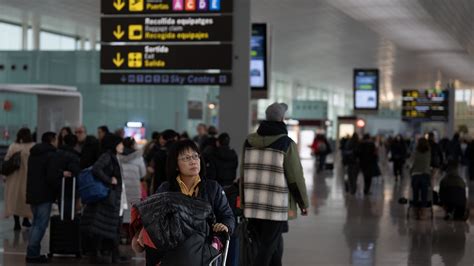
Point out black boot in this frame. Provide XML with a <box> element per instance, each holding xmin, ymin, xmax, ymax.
<box><xmin>22</xmin><ymin>218</ymin><xmax>31</xmax><ymax>228</ymax></box>
<box><xmin>13</xmin><ymin>216</ymin><xmax>21</xmax><ymax>231</ymax></box>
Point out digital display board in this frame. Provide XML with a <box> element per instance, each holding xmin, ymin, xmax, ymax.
<box><xmin>251</xmin><ymin>23</ymin><xmax>268</xmax><ymax>93</ymax></box>
<box><xmin>402</xmin><ymin>89</ymin><xmax>449</xmax><ymax>121</ymax></box>
<box><xmin>353</xmin><ymin>69</ymin><xmax>379</xmax><ymax>110</ymax></box>
<box><xmin>101</xmin><ymin>0</ymin><xmax>233</xmax><ymax>85</ymax></box>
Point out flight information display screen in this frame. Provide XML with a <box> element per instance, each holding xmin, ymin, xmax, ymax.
<box><xmin>354</xmin><ymin>69</ymin><xmax>379</xmax><ymax>110</ymax></box>
<box><xmin>402</xmin><ymin>89</ymin><xmax>449</xmax><ymax>121</ymax></box>
<box><xmin>251</xmin><ymin>24</ymin><xmax>267</xmax><ymax>91</ymax></box>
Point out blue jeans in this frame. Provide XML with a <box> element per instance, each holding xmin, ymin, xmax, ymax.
<box><xmin>27</xmin><ymin>203</ymin><xmax>52</xmax><ymax>257</ymax></box>
<box><xmin>228</xmin><ymin>236</ymin><xmax>240</xmax><ymax>266</ymax></box>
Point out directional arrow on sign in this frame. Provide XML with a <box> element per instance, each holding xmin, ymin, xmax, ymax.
<box><xmin>113</xmin><ymin>25</ymin><xmax>125</xmax><ymax>40</ymax></box>
<box><xmin>113</xmin><ymin>0</ymin><xmax>125</xmax><ymax>11</ymax></box>
<box><xmin>113</xmin><ymin>53</ymin><xmax>124</xmax><ymax>67</ymax></box>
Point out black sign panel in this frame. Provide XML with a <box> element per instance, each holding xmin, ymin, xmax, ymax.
<box><xmin>402</xmin><ymin>89</ymin><xmax>449</xmax><ymax>121</ymax></box>
<box><xmin>101</xmin><ymin>44</ymin><xmax>232</xmax><ymax>70</ymax></box>
<box><xmin>101</xmin><ymin>72</ymin><xmax>231</xmax><ymax>85</ymax></box>
<box><xmin>101</xmin><ymin>16</ymin><xmax>232</xmax><ymax>43</ymax></box>
<box><xmin>102</xmin><ymin>0</ymin><xmax>233</xmax><ymax>15</ymax></box>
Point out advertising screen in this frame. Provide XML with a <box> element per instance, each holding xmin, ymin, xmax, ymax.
<box><xmin>251</xmin><ymin>24</ymin><xmax>267</xmax><ymax>91</ymax></box>
<box><xmin>353</xmin><ymin>69</ymin><xmax>379</xmax><ymax>110</ymax></box>
<box><xmin>402</xmin><ymin>89</ymin><xmax>449</xmax><ymax>121</ymax></box>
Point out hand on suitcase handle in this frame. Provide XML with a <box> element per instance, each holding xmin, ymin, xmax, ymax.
<box><xmin>111</xmin><ymin>177</ymin><xmax>118</xmax><ymax>185</ymax></box>
<box><xmin>63</xmin><ymin>171</ymin><xmax>72</xmax><ymax>178</ymax></box>
<box><xmin>213</xmin><ymin>223</ymin><xmax>228</xmax><ymax>233</ymax></box>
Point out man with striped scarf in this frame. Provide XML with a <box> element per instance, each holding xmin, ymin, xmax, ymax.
<box><xmin>241</xmin><ymin>102</ymin><xmax>309</xmax><ymax>266</ymax></box>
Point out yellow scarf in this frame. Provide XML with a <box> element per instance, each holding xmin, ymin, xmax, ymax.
<box><xmin>176</xmin><ymin>175</ymin><xmax>201</xmax><ymax>197</ymax></box>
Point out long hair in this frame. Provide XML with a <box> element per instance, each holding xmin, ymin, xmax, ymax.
<box><xmin>16</xmin><ymin>128</ymin><xmax>33</xmax><ymax>144</ymax></box>
<box><xmin>166</xmin><ymin>139</ymin><xmax>206</xmax><ymax>192</ymax></box>
<box><xmin>416</xmin><ymin>137</ymin><xmax>430</xmax><ymax>153</ymax></box>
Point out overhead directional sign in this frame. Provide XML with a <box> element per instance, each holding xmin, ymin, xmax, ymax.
<box><xmin>101</xmin><ymin>44</ymin><xmax>232</xmax><ymax>70</ymax></box>
<box><xmin>101</xmin><ymin>0</ymin><xmax>233</xmax><ymax>85</ymax></box>
<box><xmin>102</xmin><ymin>0</ymin><xmax>233</xmax><ymax>15</ymax></box>
<box><xmin>101</xmin><ymin>16</ymin><xmax>233</xmax><ymax>42</ymax></box>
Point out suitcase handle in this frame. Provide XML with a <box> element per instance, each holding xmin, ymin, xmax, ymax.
<box><xmin>60</xmin><ymin>177</ymin><xmax>76</xmax><ymax>221</ymax></box>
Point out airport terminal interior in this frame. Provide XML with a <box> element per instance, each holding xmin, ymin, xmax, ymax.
<box><xmin>0</xmin><ymin>0</ymin><xmax>474</xmax><ymax>265</ymax></box>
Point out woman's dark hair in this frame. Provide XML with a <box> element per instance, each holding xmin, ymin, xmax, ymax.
<box><xmin>166</xmin><ymin>139</ymin><xmax>206</xmax><ymax>191</ymax></box>
<box><xmin>123</xmin><ymin>137</ymin><xmax>135</xmax><ymax>149</ymax></box>
<box><xmin>98</xmin><ymin>125</ymin><xmax>110</xmax><ymax>134</ymax></box>
<box><xmin>102</xmin><ymin>134</ymin><xmax>123</xmax><ymax>154</ymax></box>
<box><xmin>217</xmin><ymin>133</ymin><xmax>231</xmax><ymax>146</ymax></box>
<box><xmin>416</xmin><ymin>137</ymin><xmax>430</xmax><ymax>153</ymax></box>
<box><xmin>16</xmin><ymin>128</ymin><xmax>33</xmax><ymax>144</ymax></box>
<box><xmin>58</xmin><ymin>127</ymin><xmax>73</xmax><ymax>146</ymax></box>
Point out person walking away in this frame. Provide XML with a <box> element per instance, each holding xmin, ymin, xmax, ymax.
<box><xmin>465</xmin><ymin>138</ymin><xmax>474</xmax><ymax>181</ymax></box>
<box><xmin>428</xmin><ymin>132</ymin><xmax>443</xmax><ymax>182</ymax></box>
<box><xmin>26</xmin><ymin>132</ymin><xmax>66</xmax><ymax>263</ymax></box>
<box><xmin>151</xmin><ymin>129</ymin><xmax>178</xmax><ymax>193</ymax></box>
<box><xmin>118</xmin><ymin>138</ymin><xmax>146</xmax><ymax>230</ymax></box>
<box><xmin>311</xmin><ymin>134</ymin><xmax>332</xmax><ymax>172</ymax></box>
<box><xmin>203</xmin><ymin>133</ymin><xmax>238</xmax><ymax>187</ymax></box>
<box><xmin>241</xmin><ymin>102</ymin><xmax>309</xmax><ymax>266</ymax></box>
<box><xmin>3</xmin><ymin>128</ymin><xmax>34</xmax><ymax>231</ymax></box>
<box><xmin>344</xmin><ymin>133</ymin><xmax>360</xmax><ymax>195</ymax></box>
<box><xmin>74</xmin><ymin>126</ymin><xmax>100</xmax><ymax>169</ymax></box>
<box><xmin>410</xmin><ymin>138</ymin><xmax>431</xmax><ymax>219</ymax></box>
<box><xmin>390</xmin><ymin>134</ymin><xmax>407</xmax><ymax>182</ymax></box>
<box><xmin>81</xmin><ymin>134</ymin><xmax>125</xmax><ymax>264</ymax></box>
<box><xmin>446</xmin><ymin>133</ymin><xmax>463</xmax><ymax>163</ymax></box>
<box><xmin>439</xmin><ymin>160</ymin><xmax>467</xmax><ymax>220</ymax></box>
<box><xmin>358</xmin><ymin>134</ymin><xmax>378</xmax><ymax>195</ymax></box>
<box><xmin>201</xmin><ymin>126</ymin><xmax>218</xmax><ymax>152</ymax></box>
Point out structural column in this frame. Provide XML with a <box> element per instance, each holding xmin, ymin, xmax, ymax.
<box><xmin>219</xmin><ymin>0</ymin><xmax>251</xmax><ymax>159</ymax></box>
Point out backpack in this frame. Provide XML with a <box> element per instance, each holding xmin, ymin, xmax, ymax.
<box><xmin>77</xmin><ymin>167</ymin><xmax>110</xmax><ymax>204</ymax></box>
<box><xmin>1</xmin><ymin>151</ymin><xmax>21</xmax><ymax>176</ymax></box>
<box><xmin>317</xmin><ymin>141</ymin><xmax>327</xmax><ymax>154</ymax></box>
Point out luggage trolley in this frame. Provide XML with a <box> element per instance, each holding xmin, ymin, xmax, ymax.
<box><xmin>209</xmin><ymin>232</ymin><xmax>231</xmax><ymax>266</ymax></box>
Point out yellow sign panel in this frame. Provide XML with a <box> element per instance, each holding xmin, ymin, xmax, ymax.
<box><xmin>128</xmin><ymin>52</ymin><xmax>143</xmax><ymax>68</ymax></box>
<box><xmin>129</xmin><ymin>0</ymin><xmax>144</xmax><ymax>11</ymax></box>
<box><xmin>129</xmin><ymin>25</ymin><xmax>143</xmax><ymax>40</ymax></box>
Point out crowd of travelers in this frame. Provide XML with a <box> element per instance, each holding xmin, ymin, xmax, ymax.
<box><xmin>340</xmin><ymin>131</ymin><xmax>471</xmax><ymax>221</ymax></box>
<box><xmin>0</xmin><ymin>102</ymin><xmax>309</xmax><ymax>266</ymax></box>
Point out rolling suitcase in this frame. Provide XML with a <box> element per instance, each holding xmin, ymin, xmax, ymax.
<box><xmin>49</xmin><ymin>177</ymin><xmax>82</xmax><ymax>258</ymax></box>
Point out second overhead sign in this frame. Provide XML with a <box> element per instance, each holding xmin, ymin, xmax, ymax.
<box><xmin>101</xmin><ymin>16</ymin><xmax>233</xmax><ymax>42</ymax></box>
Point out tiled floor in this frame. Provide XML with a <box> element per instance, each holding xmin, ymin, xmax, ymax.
<box><xmin>1</xmin><ymin>155</ymin><xmax>474</xmax><ymax>265</ymax></box>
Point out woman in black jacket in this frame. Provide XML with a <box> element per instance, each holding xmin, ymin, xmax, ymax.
<box><xmin>134</xmin><ymin>139</ymin><xmax>235</xmax><ymax>266</ymax></box>
<box><xmin>81</xmin><ymin>134</ymin><xmax>124</xmax><ymax>264</ymax></box>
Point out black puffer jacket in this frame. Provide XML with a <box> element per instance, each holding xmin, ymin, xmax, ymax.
<box><xmin>81</xmin><ymin>151</ymin><xmax>122</xmax><ymax>240</ymax></box>
<box><xmin>203</xmin><ymin>146</ymin><xmax>238</xmax><ymax>187</ymax></box>
<box><xmin>136</xmin><ymin>192</ymin><xmax>214</xmax><ymax>249</ymax></box>
<box><xmin>157</xmin><ymin>177</ymin><xmax>235</xmax><ymax>235</ymax></box>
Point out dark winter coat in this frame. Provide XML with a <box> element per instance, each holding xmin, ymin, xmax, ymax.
<box><xmin>157</xmin><ymin>177</ymin><xmax>235</xmax><ymax>235</ymax></box>
<box><xmin>390</xmin><ymin>140</ymin><xmax>407</xmax><ymax>162</ymax></box>
<box><xmin>26</xmin><ymin>143</ymin><xmax>58</xmax><ymax>205</ymax></box>
<box><xmin>78</xmin><ymin>135</ymin><xmax>100</xmax><ymax>169</ymax></box>
<box><xmin>358</xmin><ymin>140</ymin><xmax>378</xmax><ymax>176</ymax></box>
<box><xmin>134</xmin><ymin>192</ymin><xmax>219</xmax><ymax>266</ymax></box>
<box><xmin>429</xmin><ymin>140</ymin><xmax>443</xmax><ymax>168</ymax></box>
<box><xmin>55</xmin><ymin>145</ymin><xmax>81</xmax><ymax>177</ymax></box>
<box><xmin>203</xmin><ymin>146</ymin><xmax>238</xmax><ymax>187</ymax></box>
<box><xmin>152</xmin><ymin>141</ymin><xmax>175</xmax><ymax>193</ymax></box>
<box><xmin>81</xmin><ymin>151</ymin><xmax>122</xmax><ymax>240</ymax></box>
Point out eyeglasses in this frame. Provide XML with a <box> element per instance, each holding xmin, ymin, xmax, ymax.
<box><xmin>178</xmin><ymin>154</ymin><xmax>200</xmax><ymax>162</ymax></box>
